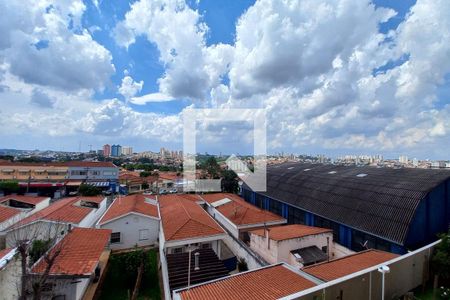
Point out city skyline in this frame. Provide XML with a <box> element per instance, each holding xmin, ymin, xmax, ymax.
<box><xmin>1</xmin><ymin>0</ymin><xmax>450</xmax><ymax>160</ymax></box>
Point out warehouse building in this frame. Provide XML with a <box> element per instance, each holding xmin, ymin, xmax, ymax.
<box><xmin>241</xmin><ymin>162</ymin><xmax>450</xmax><ymax>254</ymax></box>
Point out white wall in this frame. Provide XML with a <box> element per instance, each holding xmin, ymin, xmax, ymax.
<box><xmin>250</xmin><ymin>232</ymin><xmax>338</xmax><ymax>266</ymax></box>
<box><xmin>0</xmin><ymin>253</ymin><xmax>21</xmax><ymax>300</ymax></box>
<box><xmin>222</xmin><ymin>235</ymin><xmax>266</xmax><ymax>270</ymax></box>
<box><xmin>99</xmin><ymin>214</ymin><xmax>159</xmax><ymax>250</ymax></box>
<box><xmin>78</xmin><ymin>198</ymin><xmax>108</xmax><ymax>228</ymax></box>
<box><xmin>206</xmin><ymin>206</ymin><xmax>239</xmax><ymax>238</ymax></box>
<box><xmin>6</xmin><ymin>221</ymin><xmax>69</xmax><ymax>248</ymax></box>
<box><xmin>0</xmin><ymin>198</ymin><xmax>51</xmax><ymax>232</ymax></box>
<box><xmin>40</xmin><ymin>277</ymin><xmax>90</xmax><ymax>300</ymax></box>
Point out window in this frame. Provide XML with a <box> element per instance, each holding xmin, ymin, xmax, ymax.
<box><xmin>91</xmin><ymin>171</ymin><xmax>101</xmax><ymax>175</ymax></box>
<box><xmin>139</xmin><ymin>229</ymin><xmax>149</xmax><ymax>241</ymax></box>
<box><xmin>173</xmin><ymin>247</ymin><xmax>183</xmax><ymax>254</ymax></box>
<box><xmin>201</xmin><ymin>243</ymin><xmax>211</xmax><ymax>249</ymax></box>
<box><xmin>71</xmin><ymin>170</ymin><xmax>87</xmax><ymax>176</ymax></box>
<box><xmin>110</xmin><ymin>232</ymin><xmax>121</xmax><ymax>244</ymax></box>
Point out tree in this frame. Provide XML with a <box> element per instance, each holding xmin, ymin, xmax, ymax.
<box><xmin>202</xmin><ymin>157</ymin><xmax>221</xmax><ymax>179</ymax></box>
<box><xmin>431</xmin><ymin>229</ymin><xmax>450</xmax><ymax>288</ymax></box>
<box><xmin>0</xmin><ymin>180</ymin><xmax>19</xmax><ymax>194</ymax></box>
<box><xmin>221</xmin><ymin>169</ymin><xmax>239</xmax><ymax>193</ymax></box>
<box><xmin>78</xmin><ymin>183</ymin><xmax>101</xmax><ymax>196</ymax></box>
<box><xmin>7</xmin><ymin>219</ymin><xmax>68</xmax><ymax>300</ymax></box>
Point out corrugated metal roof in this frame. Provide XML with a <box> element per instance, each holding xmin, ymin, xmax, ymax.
<box><xmin>249</xmin><ymin>162</ymin><xmax>450</xmax><ymax>245</ymax></box>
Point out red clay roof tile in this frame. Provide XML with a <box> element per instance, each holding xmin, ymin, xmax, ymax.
<box><xmin>303</xmin><ymin>249</ymin><xmax>399</xmax><ymax>281</ymax></box>
<box><xmin>98</xmin><ymin>194</ymin><xmax>159</xmax><ymax>225</ymax></box>
<box><xmin>200</xmin><ymin>193</ymin><xmax>286</xmax><ymax>226</ymax></box>
<box><xmin>178</xmin><ymin>264</ymin><xmax>316</xmax><ymax>300</ymax></box>
<box><xmin>159</xmin><ymin>195</ymin><xmax>225</xmax><ymax>241</ymax></box>
<box><xmin>31</xmin><ymin>227</ymin><xmax>111</xmax><ymax>276</ymax></box>
<box><xmin>250</xmin><ymin>224</ymin><xmax>332</xmax><ymax>241</ymax></box>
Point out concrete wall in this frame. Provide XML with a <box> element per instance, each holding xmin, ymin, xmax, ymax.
<box><xmin>159</xmin><ymin>229</ymin><xmax>172</xmax><ymax>300</ymax></box>
<box><xmin>0</xmin><ymin>253</ymin><xmax>21</xmax><ymax>300</ymax></box>
<box><xmin>99</xmin><ymin>214</ymin><xmax>159</xmax><ymax>250</ymax></box>
<box><xmin>249</xmin><ymin>232</ymin><xmax>351</xmax><ymax>266</ymax></box>
<box><xmin>282</xmin><ymin>240</ymin><xmax>439</xmax><ymax>300</ymax></box>
<box><xmin>222</xmin><ymin>235</ymin><xmax>266</xmax><ymax>270</ymax></box>
<box><xmin>6</xmin><ymin>221</ymin><xmax>69</xmax><ymax>248</ymax></box>
<box><xmin>0</xmin><ymin>198</ymin><xmax>51</xmax><ymax>232</ymax></box>
<box><xmin>40</xmin><ymin>277</ymin><xmax>90</xmax><ymax>300</ymax></box>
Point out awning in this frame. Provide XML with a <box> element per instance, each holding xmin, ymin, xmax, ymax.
<box><xmin>34</xmin><ymin>169</ymin><xmax>46</xmax><ymax>172</ymax></box>
<box><xmin>291</xmin><ymin>246</ymin><xmax>328</xmax><ymax>266</ymax></box>
<box><xmin>18</xmin><ymin>182</ymin><xmax>64</xmax><ymax>187</ymax></box>
<box><xmin>65</xmin><ymin>181</ymin><xmax>83</xmax><ymax>186</ymax></box>
<box><xmin>18</xmin><ymin>169</ymin><xmax>30</xmax><ymax>172</ymax></box>
<box><xmin>87</xmin><ymin>182</ymin><xmax>110</xmax><ymax>187</ymax></box>
<box><xmin>1</xmin><ymin>169</ymin><xmax>14</xmax><ymax>172</ymax></box>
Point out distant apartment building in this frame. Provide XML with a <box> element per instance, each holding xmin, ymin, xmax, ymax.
<box><xmin>102</xmin><ymin>144</ymin><xmax>111</xmax><ymax>157</ymax></box>
<box><xmin>111</xmin><ymin>144</ymin><xmax>122</xmax><ymax>157</ymax></box>
<box><xmin>121</xmin><ymin>146</ymin><xmax>133</xmax><ymax>156</ymax></box>
<box><xmin>399</xmin><ymin>155</ymin><xmax>409</xmax><ymax>164</ymax></box>
<box><xmin>0</xmin><ymin>161</ymin><xmax>119</xmax><ymax>195</ymax></box>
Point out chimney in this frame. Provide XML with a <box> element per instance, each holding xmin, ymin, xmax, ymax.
<box><xmin>194</xmin><ymin>252</ymin><xmax>200</xmax><ymax>270</ymax></box>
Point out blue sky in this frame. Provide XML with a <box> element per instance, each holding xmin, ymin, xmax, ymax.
<box><xmin>0</xmin><ymin>0</ymin><xmax>449</xmax><ymax>159</ymax></box>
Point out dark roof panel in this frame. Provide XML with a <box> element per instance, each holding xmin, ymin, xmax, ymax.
<box><xmin>249</xmin><ymin>162</ymin><xmax>450</xmax><ymax>245</ymax></box>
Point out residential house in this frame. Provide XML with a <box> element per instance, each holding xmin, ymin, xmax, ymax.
<box><xmin>5</xmin><ymin>196</ymin><xmax>108</xmax><ymax>247</ymax></box>
<box><xmin>30</xmin><ymin>227</ymin><xmax>111</xmax><ymax>300</ymax></box>
<box><xmin>0</xmin><ymin>195</ymin><xmax>51</xmax><ymax>248</ymax></box>
<box><xmin>97</xmin><ymin>194</ymin><xmax>159</xmax><ymax>250</ymax></box>
<box><xmin>158</xmin><ymin>195</ymin><xmax>229</xmax><ymax>297</ymax></box>
<box><xmin>200</xmin><ymin>193</ymin><xmax>287</xmax><ymax>242</ymax></box>
<box><xmin>249</xmin><ymin>224</ymin><xmax>353</xmax><ymax>268</ymax></box>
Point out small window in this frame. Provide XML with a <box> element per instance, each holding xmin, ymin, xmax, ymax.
<box><xmin>139</xmin><ymin>229</ymin><xmax>149</xmax><ymax>241</ymax></box>
<box><xmin>111</xmin><ymin>232</ymin><xmax>121</xmax><ymax>244</ymax></box>
<box><xmin>173</xmin><ymin>247</ymin><xmax>183</xmax><ymax>254</ymax></box>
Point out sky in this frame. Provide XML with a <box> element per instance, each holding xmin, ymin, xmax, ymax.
<box><xmin>0</xmin><ymin>0</ymin><xmax>449</xmax><ymax>159</ymax></box>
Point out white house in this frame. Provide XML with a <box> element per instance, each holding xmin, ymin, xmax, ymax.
<box><xmin>249</xmin><ymin>224</ymin><xmax>353</xmax><ymax>268</ymax></box>
<box><xmin>30</xmin><ymin>227</ymin><xmax>111</xmax><ymax>300</ymax></box>
<box><xmin>96</xmin><ymin>194</ymin><xmax>159</xmax><ymax>250</ymax></box>
<box><xmin>0</xmin><ymin>247</ymin><xmax>20</xmax><ymax>300</ymax></box>
<box><xmin>0</xmin><ymin>195</ymin><xmax>50</xmax><ymax>232</ymax></box>
<box><xmin>5</xmin><ymin>196</ymin><xmax>108</xmax><ymax>248</ymax></box>
<box><xmin>200</xmin><ymin>193</ymin><xmax>287</xmax><ymax>242</ymax></box>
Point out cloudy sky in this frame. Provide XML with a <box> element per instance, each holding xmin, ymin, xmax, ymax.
<box><xmin>0</xmin><ymin>0</ymin><xmax>449</xmax><ymax>159</ymax></box>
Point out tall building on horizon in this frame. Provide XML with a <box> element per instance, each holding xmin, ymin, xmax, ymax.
<box><xmin>111</xmin><ymin>144</ymin><xmax>122</xmax><ymax>157</ymax></box>
<box><xmin>122</xmin><ymin>146</ymin><xmax>133</xmax><ymax>156</ymax></box>
<box><xmin>103</xmin><ymin>144</ymin><xmax>111</xmax><ymax>157</ymax></box>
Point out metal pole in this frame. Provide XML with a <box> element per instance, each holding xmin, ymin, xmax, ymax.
<box><xmin>187</xmin><ymin>247</ymin><xmax>192</xmax><ymax>289</ymax></box>
<box><xmin>381</xmin><ymin>272</ymin><xmax>385</xmax><ymax>300</ymax></box>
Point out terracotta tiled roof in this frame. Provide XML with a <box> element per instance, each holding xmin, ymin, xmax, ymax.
<box><xmin>177</xmin><ymin>264</ymin><xmax>317</xmax><ymax>300</ymax></box>
<box><xmin>158</xmin><ymin>172</ymin><xmax>180</xmax><ymax>181</ymax></box>
<box><xmin>159</xmin><ymin>195</ymin><xmax>225</xmax><ymax>241</ymax></box>
<box><xmin>98</xmin><ymin>194</ymin><xmax>159</xmax><ymax>225</ymax></box>
<box><xmin>31</xmin><ymin>227</ymin><xmax>111</xmax><ymax>276</ymax></box>
<box><xmin>0</xmin><ymin>161</ymin><xmax>116</xmax><ymax>168</ymax></box>
<box><xmin>250</xmin><ymin>224</ymin><xmax>332</xmax><ymax>241</ymax></box>
<box><xmin>78</xmin><ymin>195</ymin><xmax>105</xmax><ymax>204</ymax></box>
<box><xmin>0</xmin><ymin>206</ymin><xmax>21</xmax><ymax>223</ymax></box>
<box><xmin>303</xmin><ymin>249</ymin><xmax>399</xmax><ymax>281</ymax></box>
<box><xmin>0</xmin><ymin>247</ymin><xmax>13</xmax><ymax>260</ymax></box>
<box><xmin>0</xmin><ymin>195</ymin><xmax>48</xmax><ymax>205</ymax></box>
<box><xmin>200</xmin><ymin>193</ymin><xmax>286</xmax><ymax>226</ymax></box>
<box><xmin>11</xmin><ymin>197</ymin><xmax>101</xmax><ymax>228</ymax></box>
